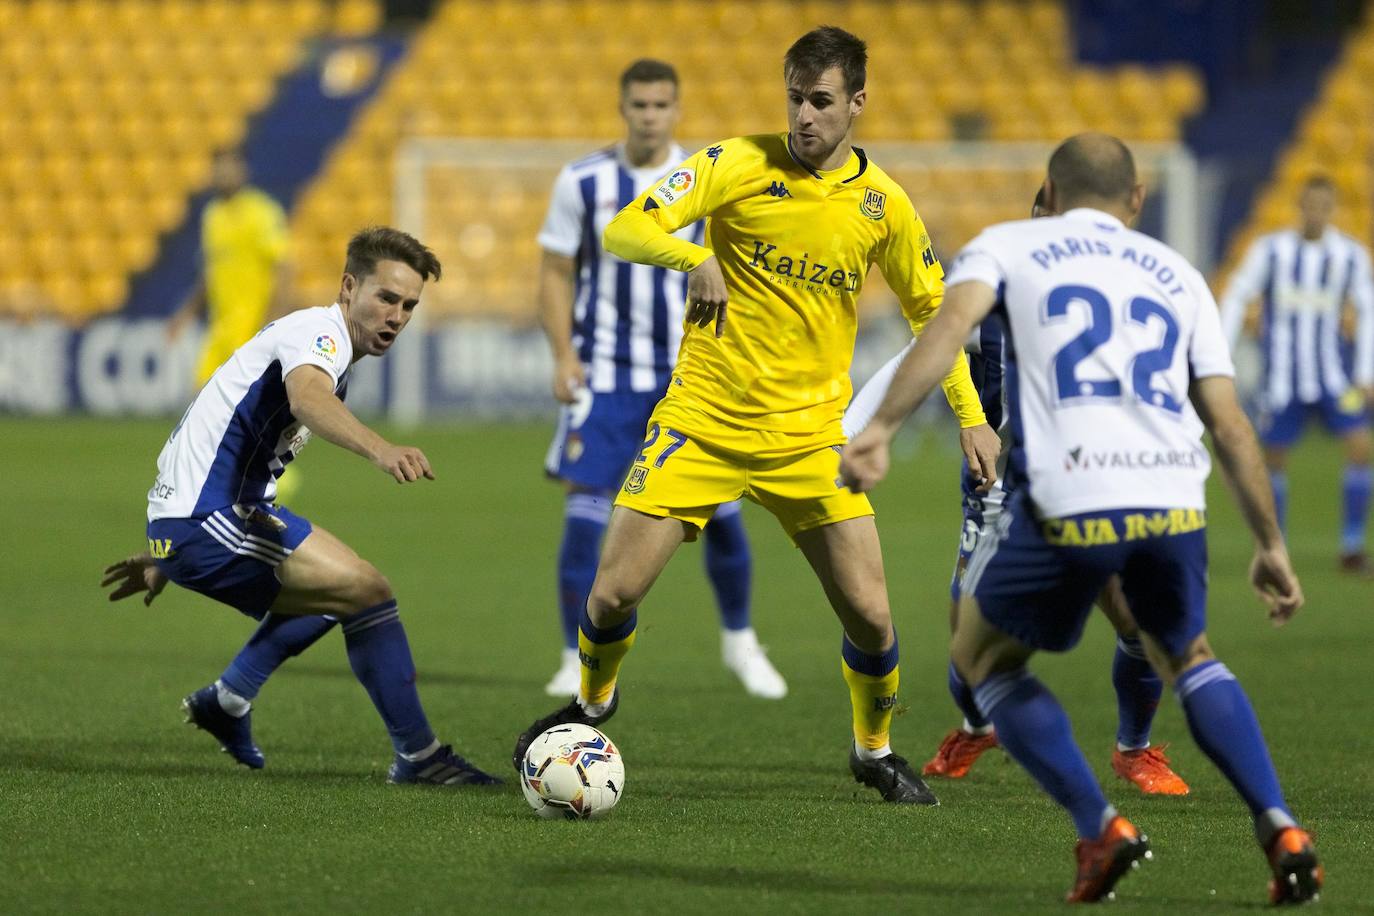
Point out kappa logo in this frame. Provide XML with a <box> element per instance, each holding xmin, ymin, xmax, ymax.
<box><xmin>860</xmin><ymin>187</ymin><xmax>886</xmax><ymax>219</ymax></box>
<box><xmin>764</xmin><ymin>181</ymin><xmax>791</xmax><ymax>198</ymax></box>
<box><xmin>653</xmin><ymin>168</ymin><xmax>695</xmax><ymax>205</ymax></box>
<box><xmin>623</xmin><ymin>465</ymin><xmax>648</xmax><ymax>494</ymax></box>
<box><xmin>311</xmin><ymin>334</ymin><xmax>338</xmax><ymax>363</ymax></box>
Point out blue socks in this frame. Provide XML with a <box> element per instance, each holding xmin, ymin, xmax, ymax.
<box><xmin>1341</xmin><ymin>464</ymin><xmax>1371</xmax><ymax>554</ymax></box>
<box><xmin>220</xmin><ymin>613</ymin><xmax>336</xmax><ymax>700</ymax></box>
<box><xmin>703</xmin><ymin>502</ymin><xmax>752</xmax><ymax>632</ymax></box>
<box><xmin>974</xmin><ymin>668</ymin><xmax>1114</xmax><ymax>838</ymax></box>
<box><xmin>1112</xmin><ymin>635</ymin><xmax>1162</xmax><ymax>749</ymax></box>
<box><xmin>948</xmin><ymin>661</ymin><xmax>989</xmax><ymax>730</ymax></box>
<box><xmin>1270</xmin><ymin>469</ymin><xmax>1289</xmax><ymax>536</ymax></box>
<box><xmin>558</xmin><ymin>492</ymin><xmax>611</xmax><ymax>649</ymax></box>
<box><xmin>342</xmin><ymin>600</ymin><xmax>436</xmax><ymax>756</ymax></box>
<box><xmin>1175</xmin><ymin>660</ymin><xmax>1291</xmax><ymax>821</ymax></box>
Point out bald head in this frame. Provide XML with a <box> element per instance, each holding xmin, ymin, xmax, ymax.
<box><xmin>1046</xmin><ymin>133</ymin><xmax>1139</xmax><ymax>212</ymax></box>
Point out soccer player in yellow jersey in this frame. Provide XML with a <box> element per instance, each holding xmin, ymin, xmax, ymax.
<box><xmin>169</xmin><ymin>148</ymin><xmax>293</xmax><ymax>387</ymax></box>
<box><xmin>514</xmin><ymin>27</ymin><xmax>1001</xmax><ymax>804</ymax></box>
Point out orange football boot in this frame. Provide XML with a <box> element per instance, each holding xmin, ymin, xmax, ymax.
<box><xmin>1111</xmin><ymin>744</ymin><xmax>1190</xmax><ymax>795</ymax></box>
<box><xmin>1066</xmin><ymin>815</ymin><xmax>1152</xmax><ymax>903</ymax></box>
<box><xmin>922</xmin><ymin>728</ymin><xmax>998</xmax><ymax>777</ymax></box>
<box><xmin>1266</xmin><ymin>827</ymin><xmax>1322</xmax><ymax>905</ymax></box>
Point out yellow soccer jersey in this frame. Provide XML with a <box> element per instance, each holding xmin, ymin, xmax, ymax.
<box><xmin>603</xmin><ymin>132</ymin><xmax>984</xmax><ymax>443</ymax></box>
<box><xmin>202</xmin><ymin>187</ymin><xmax>289</xmax><ymax>333</ymax></box>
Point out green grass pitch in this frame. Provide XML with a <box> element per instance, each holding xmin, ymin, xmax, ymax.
<box><xmin>2</xmin><ymin>417</ymin><xmax>1371</xmax><ymax>914</ymax></box>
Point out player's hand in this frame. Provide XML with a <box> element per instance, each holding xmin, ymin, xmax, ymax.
<box><xmin>686</xmin><ymin>256</ymin><xmax>728</xmax><ymax>338</ymax></box>
<box><xmin>959</xmin><ymin>423</ymin><xmax>1000</xmax><ymax>493</ymax></box>
<box><xmin>1249</xmin><ymin>545</ymin><xmax>1303</xmax><ymax>625</ymax></box>
<box><xmin>101</xmin><ymin>553</ymin><xmax>168</xmax><ymax>607</ymax></box>
<box><xmin>552</xmin><ymin>354</ymin><xmax>586</xmax><ymax>405</ymax></box>
<box><xmin>374</xmin><ymin>444</ymin><xmax>435</xmax><ymax>484</ymax></box>
<box><xmin>840</xmin><ymin>424</ymin><xmax>893</xmax><ymax>493</ymax></box>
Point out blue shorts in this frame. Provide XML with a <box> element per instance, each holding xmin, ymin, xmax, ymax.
<box><xmin>545</xmin><ymin>388</ymin><xmax>663</xmax><ymax>492</ymax></box>
<box><xmin>950</xmin><ymin>486</ymin><xmax>1006</xmax><ymax>601</ymax></box>
<box><xmin>146</xmin><ymin>503</ymin><xmax>314</xmax><ymax>619</ymax></box>
<box><xmin>1259</xmin><ymin>390</ymin><xmax>1368</xmax><ymax>448</ymax></box>
<box><xmin>964</xmin><ymin>494</ymin><xmax>1208</xmax><ymax>657</ymax></box>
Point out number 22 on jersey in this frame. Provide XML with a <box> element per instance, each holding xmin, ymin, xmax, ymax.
<box><xmin>1043</xmin><ymin>284</ymin><xmax>1185</xmax><ymax>415</ymax></box>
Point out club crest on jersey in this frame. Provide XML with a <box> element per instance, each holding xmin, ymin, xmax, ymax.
<box><xmin>312</xmin><ymin>334</ymin><xmax>338</xmax><ymax>363</ymax></box>
<box><xmin>654</xmin><ymin>168</ymin><xmax>695</xmax><ymax>205</ymax></box>
<box><xmin>623</xmin><ymin>466</ymin><xmax>648</xmax><ymax>494</ymax></box>
<box><xmin>860</xmin><ymin>187</ymin><xmax>886</xmax><ymax>220</ymax></box>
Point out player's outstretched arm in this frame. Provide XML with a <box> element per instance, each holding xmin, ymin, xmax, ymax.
<box><xmin>284</xmin><ymin>365</ymin><xmax>435</xmax><ymax>484</ymax></box>
<box><xmin>101</xmin><ymin>553</ymin><xmax>168</xmax><ymax>606</ymax></box>
<box><xmin>840</xmin><ymin>281</ymin><xmax>997</xmax><ymax>492</ymax></box>
<box><xmin>1191</xmin><ymin>375</ymin><xmax>1303</xmax><ymax>624</ymax></box>
<box><xmin>603</xmin><ymin>204</ymin><xmax>714</xmax><ymax>274</ymax></box>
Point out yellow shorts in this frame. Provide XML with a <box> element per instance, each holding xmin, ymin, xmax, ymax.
<box><xmin>614</xmin><ymin>397</ymin><xmax>873</xmax><ymax>540</ymax></box>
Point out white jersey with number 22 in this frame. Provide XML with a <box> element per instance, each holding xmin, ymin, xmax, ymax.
<box><xmin>943</xmin><ymin>207</ymin><xmax>1235</xmax><ymax>518</ymax></box>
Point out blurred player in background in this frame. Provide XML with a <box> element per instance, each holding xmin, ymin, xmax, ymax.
<box><xmin>842</xmin><ymin>134</ymin><xmax>1320</xmax><ymax>904</ymax></box>
<box><xmin>537</xmin><ymin>59</ymin><xmax>785</xmax><ymax>700</ymax></box>
<box><xmin>169</xmin><ymin>147</ymin><xmax>302</xmax><ymax>500</ymax></box>
<box><xmin>1220</xmin><ymin>174</ymin><xmax>1374</xmax><ymax>573</ymax></box>
<box><xmin>103</xmin><ymin>227</ymin><xmax>502</xmax><ymax>787</ymax></box>
<box><xmin>515</xmin><ymin>27</ymin><xmax>1001</xmax><ymax>805</ymax></box>
<box><xmin>844</xmin><ymin>188</ymin><xmax>1189</xmax><ymax>795</ymax></box>
<box><xmin>169</xmin><ymin>147</ymin><xmax>294</xmax><ymax>384</ymax></box>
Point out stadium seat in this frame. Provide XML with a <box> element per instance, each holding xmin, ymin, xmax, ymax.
<box><xmin>271</xmin><ymin>0</ymin><xmax>1208</xmax><ymax>319</ymax></box>
<box><xmin>0</xmin><ymin>0</ymin><xmax>330</xmax><ymax>319</ymax></box>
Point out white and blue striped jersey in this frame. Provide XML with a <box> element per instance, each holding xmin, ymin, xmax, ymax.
<box><xmin>147</xmin><ymin>304</ymin><xmax>352</xmax><ymax>521</ymax></box>
<box><xmin>945</xmin><ymin>208</ymin><xmax>1234</xmax><ymax>518</ymax></box>
<box><xmin>1220</xmin><ymin>228</ymin><xmax>1374</xmax><ymax>407</ymax></box>
<box><xmin>538</xmin><ymin>143</ymin><xmax>706</xmax><ymax>393</ymax></box>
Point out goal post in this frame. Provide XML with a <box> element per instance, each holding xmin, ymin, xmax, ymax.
<box><xmin>385</xmin><ymin>138</ymin><xmax>1203</xmax><ymax>423</ymax></box>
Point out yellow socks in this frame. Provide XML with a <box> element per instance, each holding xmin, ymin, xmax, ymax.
<box><xmin>577</xmin><ymin>610</ymin><xmax>637</xmax><ymax>707</ymax></box>
<box><xmin>841</xmin><ymin>633</ymin><xmax>900</xmax><ymax>751</ymax></box>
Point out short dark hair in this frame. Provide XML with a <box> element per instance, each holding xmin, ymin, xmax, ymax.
<box><xmin>344</xmin><ymin>226</ymin><xmax>441</xmax><ymax>283</ymax></box>
<box><xmin>1302</xmin><ymin>173</ymin><xmax>1335</xmax><ymax>193</ymax></box>
<box><xmin>1033</xmin><ymin>185</ymin><xmax>1047</xmax><ymax>212</ymax></box>
<box><xmin>1047</xmin><ymin>133</ymin><xmax>1137</xmax><ymax>207</ymax></box>
<box><xmin>620</xmin><ymin>59</ymin><xmax>678</xmax><ymax>92</ymax></box>
<box><xmin>784</xmin><ymin>26</ymin><xmax>867</xmax><ymax>96</ymax></box>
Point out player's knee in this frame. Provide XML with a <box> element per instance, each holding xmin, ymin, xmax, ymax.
<box><xmin>1164</xmin><ymin>633</ymin><xmax>1214</xmax><ymax>680</ymax></box>
<box><xmin>1345</xmin><ymin>430</ymin><xmax>1372</xmax><ymax>464</ymax></box>
<box><xmin>340</xmin><ymin>562</ymin><xmax>393</xmax><ymax>613</ymax></box>
<box><xmin>586</xmin><ymin>578</ymin><xmax>639</xmax><ymax>622</ymax></box>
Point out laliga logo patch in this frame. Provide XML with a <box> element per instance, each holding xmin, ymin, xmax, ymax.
<box><xmin>860</xmin><ymin>187</ymin><xmax>886</xmax><ymax>220</ymax></box>
<box><xmin>312</xmin><ymin>334</ymin><xmax>338</xmax><ymax>363</ymax></box>
<box><xmin>654</xmin><ymin>168</ymin><xmax>695</xmax><ymax>205</ymax></box>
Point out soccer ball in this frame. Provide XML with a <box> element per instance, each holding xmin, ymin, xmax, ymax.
<box><xmin>519</xmin><ymin>723</ymin><xmax>625</xmax><ymax>819</ymax></box>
